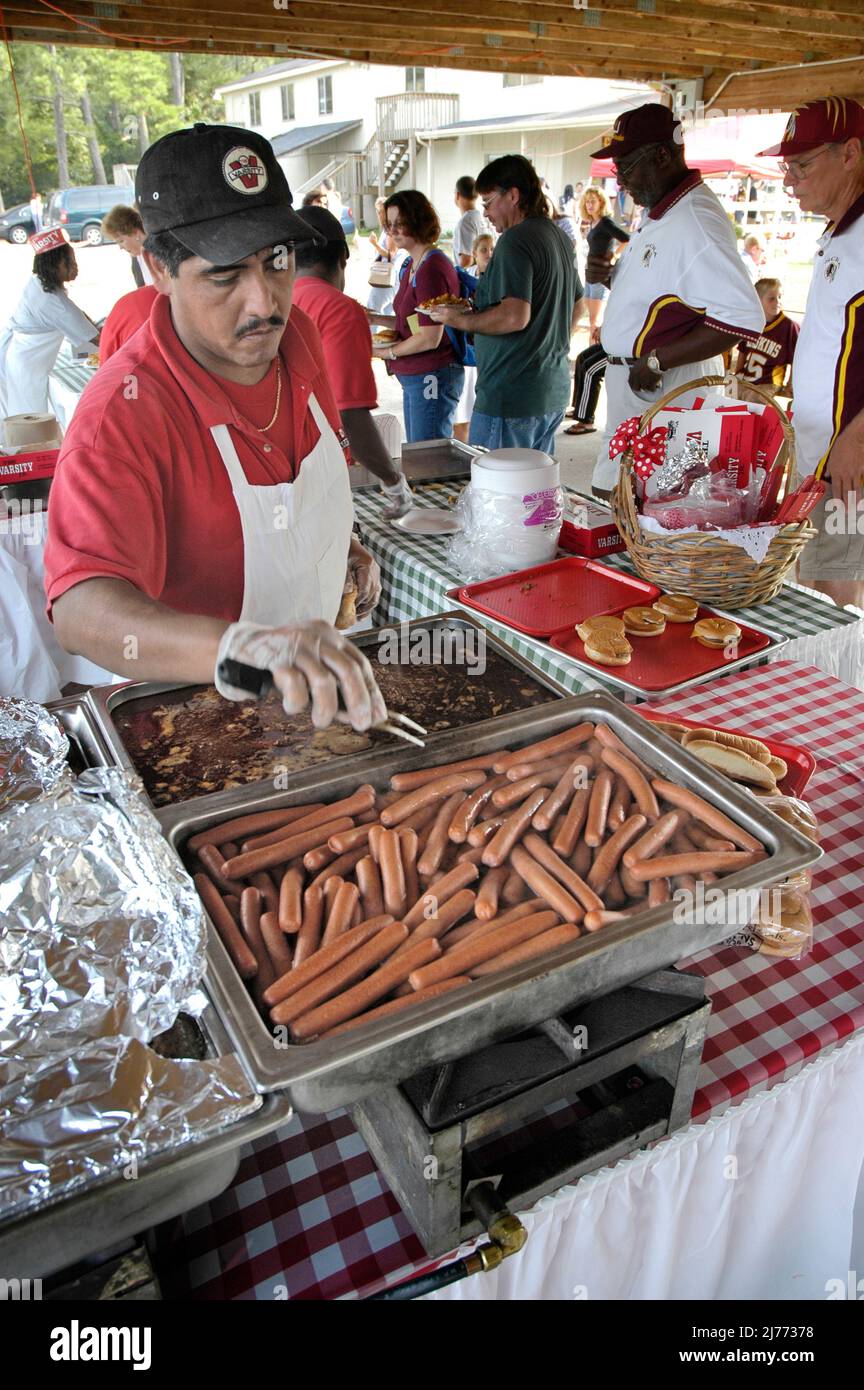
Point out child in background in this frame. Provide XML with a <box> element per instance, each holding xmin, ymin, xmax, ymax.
<box><xmin>472</xmin><ymin>232</ymin><xmax>494</xmax><ymax>277</ymax></box>
<box><xmin>734</xmin><ymin>277</ymin><xmax>798</xmax><ymax>401</ymax></box>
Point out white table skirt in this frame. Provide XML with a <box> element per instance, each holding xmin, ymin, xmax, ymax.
<box><xmin>773</xmin><ymin>582</ymin><xmax>864</xmax><ymax>691</ymax></box>
<box><xmin>424</xmin><ymin>1031</ymin><xmax>864</xmax><ymax>1301</ymax></box>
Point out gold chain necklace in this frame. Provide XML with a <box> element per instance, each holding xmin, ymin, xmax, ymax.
<box><xmin>258</xmin><ymin>361</ymin><xmax>282</xmax><ymax>433</ymax></box>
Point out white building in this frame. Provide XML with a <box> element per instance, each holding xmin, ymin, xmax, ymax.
<box><xmin>215</xmin><ymin>60</ymin><xmax>653</xmax><ymax>228</ymax></box>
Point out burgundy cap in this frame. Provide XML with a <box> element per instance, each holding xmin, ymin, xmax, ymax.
<box><xmin>29</xmin><ymin>227</ymin><xmax>70</xmax><ymax>255</ymax></box>
<box><xmin>590</xmin><ymin>103</ymin><xmax>682</xmax><ymax>160</ymax></box>
<box><xmin>758</xmin><ymin>98</ymin><xmax>864</xmax><ymax>157</ymax></box>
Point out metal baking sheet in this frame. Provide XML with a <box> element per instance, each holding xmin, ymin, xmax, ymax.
<box><xmin>546</xmin><ymin>605</ymin><xmax>788</xmax><ymax>700</ymax></box>
<box><xmin>400</xmin><ymin>437</ymin><xmax>481</xmax><ymax>483</ymax></box>
<box><xmin>83</xmin><ymin>612</ymin><xmax>570</xmax><ymax>814</ymax></box>
<box><xmin>45</xmin><ymin>697</ymin><xmax>114</xmax><ymax>775</ymax></box>
<box><xmin>0</xmin><ymin>1004</ymin><xmax>291</xmax><ymax>1280</ymax></box>
<box><xmin>158</xmin><ymin>692</ymin><xmax>821</xmax><ymax>1111</ymax></box>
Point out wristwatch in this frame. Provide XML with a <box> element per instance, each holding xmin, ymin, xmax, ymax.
<box><xmin>646</xmin><ymin>352</ymin><xmax>662</xmax><ymax>375</ymax></box>
<box><xmin>388</xmin><ymin>348</ymin><xmax>397</xmax><ymax>361</ymax></box>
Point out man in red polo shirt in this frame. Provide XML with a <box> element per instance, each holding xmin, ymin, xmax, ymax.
<box><xmin>44</xmin><ymin>124</ymin><xmax>385</xmax><ymax>730</ymax></box>
<box><xmin>292</xmin><ymin>205</ymin><xmax>413</xmax><ymax>517</ymax></box>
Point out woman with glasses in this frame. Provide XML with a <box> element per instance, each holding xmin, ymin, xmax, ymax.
<box><xmin>368</xmin><ymin>190</ymin><xmax>465</xmax><ymax>442</ymax></box>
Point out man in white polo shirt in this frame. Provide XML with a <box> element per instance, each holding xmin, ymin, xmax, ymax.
<box><xmin>759</xmin><ymin>99</ymin><xmax>864</xmax><ymax>609</ymax></box>
<box><xmin>588</xmin><ymin>104</ymin><xmax>764</xmax><ymax>496</ymax></box>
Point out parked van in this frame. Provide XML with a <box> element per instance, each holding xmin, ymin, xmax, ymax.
<box><xmin>44</xmin><ymin>185</ymin><xmax>135</xmax><ymax>246</ymax></box>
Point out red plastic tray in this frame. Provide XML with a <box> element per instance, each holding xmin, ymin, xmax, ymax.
<box><xmin>452</xmin><ymin>558</ymin><xmax>661</xmax><ymax>639</ymax></box>
<box><xmin>636</xmin><ymin>708</ymin><xmax>816</xmax><ymax>797</ymax></box>
<box><xmin>548</xmin><ymin>604</ymin><xmax>773</xmax><ymax>693</ymax></box>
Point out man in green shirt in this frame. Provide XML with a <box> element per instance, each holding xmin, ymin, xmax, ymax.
<box><xmin>429</xmin><ymin>154</ymin><xmax>582</xmax><ymax>454</ymax></box>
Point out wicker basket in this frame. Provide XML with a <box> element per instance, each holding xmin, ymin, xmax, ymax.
<box><xmin>610</xmin><ymin>375</ymin><xmax>816</xmax><ymax>609</ymax></box>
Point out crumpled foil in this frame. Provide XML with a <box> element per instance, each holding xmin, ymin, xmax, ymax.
<box><xmin>0</xmin><ymin>767</ymin><xmax>260</xmax><ymax>1222</ymax></box>
<box><xmin>0</xmin><ymin>697</ymin><xmax>71</xmax><ymax>811</ymax></box>
<box><xmin>650</xmin><ymin>438</ymin><xmax>710</xmax><ymax>498</ymax></box>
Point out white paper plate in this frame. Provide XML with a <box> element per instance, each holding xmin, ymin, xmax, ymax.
<box><xmin>390</xmin><ymin>508</ymin><xmax>463</xmax><ymax>536</ymax></box>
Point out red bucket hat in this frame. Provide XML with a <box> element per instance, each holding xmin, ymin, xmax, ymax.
<box><xmin>29</xmin><ymin>227</ymin><xmax>71</xmax><ymax>255</ymax></box>
<box><xmin>590</xmin><ymin>103</ymin><xmax>682</xmax><ymax>160</ymax></box>
<box><xmin>758</xmin><ymin>98</ymin><xmax>864</xmax><ymax>157</ymax></box>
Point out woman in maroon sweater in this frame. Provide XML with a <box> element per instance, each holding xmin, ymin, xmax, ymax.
<box><xmin>368</xmin><ymin>190</ymin><xmax>465</xmax><ymax>441</ymax></box>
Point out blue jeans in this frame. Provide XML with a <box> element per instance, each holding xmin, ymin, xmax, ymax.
<box><xmin>469</xmin><ymin>409</ymin><xmax>565</xmax><ymax>457</ymax></box>
<box><xmin>399</xmin><ymin>365</ymin><xmax>465</xmax><ymax>442</ymax></box>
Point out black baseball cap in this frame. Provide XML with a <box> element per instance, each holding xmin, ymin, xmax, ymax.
<box><xmin>135</xmin><ymin>123</ymin><xmax>321</xmax><ymax>263</ymax></box>
<box><xmin>295</xmin><ymin>205</ymin><xmax>347</xmax><ymax>244</ymax></box>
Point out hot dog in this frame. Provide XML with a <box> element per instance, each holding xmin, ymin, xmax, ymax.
<box><xmin>290</xmin><ymin>937</ymin><xmax>443</xmax><ymax>1041</ymax></box>
<box><xmin>469</xmin><ymin>923</ymin><xmax>579</xmax><ymax>978</ymax></box>
<box><xmin>379</xmin><ymin>828</ymin><xmax>407</xmax><ymax>917</ymax></box>
<box><xmin>583</xmin><ymin>908</ymin><xmax>635</xmax><ymax>931</ymax></box>
<box><xmin>457</xmin><ymin>844</ymin><xmax>486</xmax><ymax>865</ymax></box>
<box><xmin>321</xmin><ymin>879</ymin><xmax>360</xmax><ymax>946</ymax></box>
<box><xmin>418</xmin><ymin>791</ymin><xmax>468</xmax><ymax>877</ymax></box>
<box><xmin>606</xmin><ymin>778</ymin><xmax>630</xmax><ymax>830</ymax></box>
<box><xmin>570</xmin><ymin>837</ymin><xmax>592</xmax><ymax>879</ymax></box>
<box><xmin>380</xmin><ymin>772</ymin><xmax>488</xmax><ymax>828</ymax></box>
<box><xmin>260</xmin><ymin>910</ymin><xmax>293</xmax><ymax>977</ymax></box>
<box><xmin>223</xmin><ymin>893</ymin><xmax>241</xmax><ymax>923</ymax></box>
<box><xmin>492</xmin><ymin>773</ymin><xmax>555</xmax><ymax>810</ymax></box>
<box><xmin>402</xmin><ymin>861</ymin><xmax>479</xmax><ymax>930</ymax></box>
<box><xmin>355</xmin><ymin>855</ymin><xmax>384</xmax><ymax>919</ymax></box>
<box><xmin>521</xmin><ymin>832</ymin><xmax>604</xmax><ymax>913</ymax></box>
<box><xmin>278</xmin><ymin>866</ymin><xmax>304</xmax><ymax>933</ymax></box>
<box><xmin>492</xmin><ymin>723</ymin><xmax>594</xmax><ymax>774</ymax></box>
<box><xmin>445</xmin><ymin>907</ymin><xmax>558</xmax><ymax>956</ymax></box>
<box><xmin>584</xmin><ymin>767</ymin><xmax>614</xmax><ymax>847</ymax></box>
<box><xmin>501</xmin><ymin>870</ymin><xmax>529</xmax><ymax>905</ymax></box>
<box><xmin>532</xmin><ymin>758</ymin><xmax>592</xmax><ymax>833</ymax></box>
<box><xmin>399</xmin><ymin>827</ymin><xmax>420</xmax><ymax>908</ymax></box>
<box><xmin>505</xmin><ymin>753</ymin><xmax>591</xmax><ymax>785</ymax></box>
<box><xmin>250</xmin><ymin>871</ymin><xmax>279</xmax><ymax>916</ymax></box>
<box><xmin>605</xmin><ymin>871</ymin><xmax>627</xmax><ymax>908</ymax></box>
<box><xmin>389</xmin><ymin>756</ymin><xmax>499</xmax><ymax>791</ymax></box>
<box><xmin>600</xmin><ymin>748</ymin><xmax>660</xmax><ymax>819</ymax></box>
<box><xmin>685</xmin><ymin>824</ymin><xmax>737</xmax><ymax>853</ymax></box>
<box><xmin>239</xmin><ymin>887</ymin><xmax>276</xmax><ymax>990</ymax></box>
<box><xmin>508</xmin><ymin>845</ymin><xmax>584</xmax><ymax>923</ymax></box>
<box><xmin>593</xmin><ymin>725</ymin><xmax>653</xmax><ymax>777</ymax></box>
<box><xmin>410</xmin><ymin>910</ymin><xmax>570</xmax><ymax>991</ymax></box>
<box><xmin>448</xmin><ymin>776</ymin><xmax>508</xmax><ymax>842</ymax></box>
<box><xmin>271</xmin><ymin>921</ymin><xmax>408</xmax><ymax>1027</ymax></box>
<box><xmin>443</xmin><ymin>898</ymin><xmax>547</xmax><ymax>950</ymax></box>
<box><xmin>467</xmin><ymin>816</ymin><xmax>505</xmax><ymax>848</ymax></box>
<box><xmin>193</xmin><ymin>874</ymin><xmax>257</xmax><ymax>980</ymax></box>
<box><xmin>196</xmin><ymin>843</ymin><xmax>238</xmax><ymax>895</ymax></box>
<box><xmin>648</xmin><ymin>877</ymin><xmax>670</xmax><ymax>907</ymax></box>
<box><xmin>293</xmin><ymin>884</ymin><xmax>324</xmax><ymax>969</ymax></box>
<box><xmin>320</xmin><ymin>977</ymin><xmax>472</xmax><ymax>1040</ymax></box>
<box><xmin>303</xmin><ymin>844</ymin><xmax>336</xmax><ymax>872</ymax></box>
<box><xmin>475</xmin><ymin>865</ymin><xmax>509</xmax><ymax>920</ymax></box>
<box><xmin>327</xmin><ymin>825</ymin><xmax>373</xmax><ymax>854</ymax></box>
<box><xmin>552</xmin><ymin>786</ymin><xmax>591</xmax><ymax>858</ymax></box>
<box><xmin>238</xmin><ymin>788</ymin><xmax>376</xmax><ymax>852</ymax></box>
<box><xmin>309</xmin><ymin>847</ymin><xmax>367</xmax><ymax>890</ymax></box>
<box><xmin>482</xmin><ymin>787</ymin><xmax>550</xmax><ymax>868</ymax></box>
<box><xmin>187</xmin><ymin>803</ymin><xmax>324</xmax><ymax>853</ymax></box>
<box><xmin>619</xmin><ymin>863</ymin><xmax>648</xmax><ymax>899</ymax></box>
<box><xmin>224</xmin><ymin>817</ymin><xmax>354</xmax><ymax>879</ymax></box>
<box><xmin>622</xmin><ymin>809</ymin><xmax>687</xmax><ymax>868</ymax></box>
<box><xmin>267</xmin><ymin>910</ymin><xmax>392</xmax><ymax>1003</ymax></box>
<box><xmin>586</xmin><ymin>814</ymin><xmax>648</xmax><ymax>895</ymax></box>
<box><xmin>650</xmin><ymin>779</ymin><xmax>763</xmax><ymax>851</ymax></box>
<box><xmin>629</xmin><ymin>849</ymin><xmax>767</xmax><ymax>882</ymax></box>
<box><xmin>393</xmin><ymin>888</ymin><xmax>477</xmax><ymax>954</ymax></box>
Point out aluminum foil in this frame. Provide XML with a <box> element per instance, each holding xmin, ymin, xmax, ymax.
<box><xmin>0</xmin><ymin>767</ymin><xmax>260</xmax><ymax>1222</ymax></box>
<box><xmin>0</xmin><ymin>697</ymin><xmax>71</xmax><ymax>811</ymax></box>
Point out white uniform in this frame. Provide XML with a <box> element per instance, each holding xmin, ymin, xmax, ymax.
<box><xmin>595</xmin><ymin>173</ymin><xmax>764</xmax><ymax>491</ymax></box>
<box><xmin>792</xmin><ymin>193</ymin><xmax>864</xmax><ymax>478</ymax></box>
<box><xmin>0</xmin><ymin>277</ymin><xmax>98</xmax><ymax>423</ymax></box>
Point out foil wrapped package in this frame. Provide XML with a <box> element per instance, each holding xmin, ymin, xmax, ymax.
<box><xmin>0</xmin><ymin>697</ymin><xmax>71</xmax><ymax>811</ymax></box>
<box><xmin>0</xmin><ymin>767</ymin><xmax>260</xmax><ymax>1222</ymax></box>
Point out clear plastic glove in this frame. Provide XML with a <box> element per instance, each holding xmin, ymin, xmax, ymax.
<box><xmin>346</xmin><ymin>545</ymin><xmax>382</xmax><ymax>619</ymax></box>
<box><xmin>381</xmin><ymin>473</ymin><xmax>414</xmax><ymax>520</ymax></box>
<box><xmin>215</xmin><ymin>620</ymin><xmax>387</xmax><ymax>732</ymax></box>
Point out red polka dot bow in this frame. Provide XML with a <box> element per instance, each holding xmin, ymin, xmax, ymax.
<box><xmin>608</xmin><ymin>417</ymin><xmax>668</xmax><ymax>479</ymax></box>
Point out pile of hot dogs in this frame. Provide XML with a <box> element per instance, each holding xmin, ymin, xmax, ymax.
<box><xmin>188</xmin><ymin>720</ymin><xmax>770</xmax><ymax>1044</ymax></box>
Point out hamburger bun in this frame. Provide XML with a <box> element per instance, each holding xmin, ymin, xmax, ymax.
<box><xmin>684</xmin><ymin>738</ymin><xmax>777</xmax><ymax>789</ymax></box>
<box><xmin>692</xmin><ymin>617</ymin><xmax>742</xmax><ymax>648</ymax></box>
<box><xmin>653</xmin><ymin>593</ymin><xmax>698</xmax><ymax>622</ymax></box>
<box><xmin>622</xmin><ymin>605</ymin><xmax>666</xmax><ymax>636</ymax></box>
<box><xmin>583</xmin><ymin>630</ymin><xmax>633</xmax><ymax>666</ymax></box>
<box><xmin>575</xmin><ymin>614</ymin><xmax>626</xmax><ymax>642</ymax></box>
<box><xmin>681</xmin><ymin>727</ymin><xmax>773</xmax><ymax>765</ymax></box>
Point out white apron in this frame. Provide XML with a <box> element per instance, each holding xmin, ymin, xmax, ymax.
<box><xmin>210</xmin><ymin>391</ymin><xmax>354</xmax><ymax>627</ymax></box>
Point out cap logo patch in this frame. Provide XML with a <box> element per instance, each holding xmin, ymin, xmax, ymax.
<box><xmin>222</xmin><ymin>146</ymin><xmax>269</xmax><ymax>196</ymax></box>
<box><xmin>784</xmin><ymin>112</ymin><xmax>797</xmax><ymax>141</ymax></box>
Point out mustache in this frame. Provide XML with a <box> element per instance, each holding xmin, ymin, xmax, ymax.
<box><xmin>236</xmin><ymin>316</ymin><xmax>285</xmax><ymax>338</ymax></box>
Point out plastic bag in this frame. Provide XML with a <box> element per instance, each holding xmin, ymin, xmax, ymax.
<box><xmin>446</xmin><ymin>483</ymin><xmax>565</xmax><ymax>582</ymax></box>
<box><xmin>747</xmin><ymin>794</ymin><xmax>820</xmax><ymax>960</ymax></box>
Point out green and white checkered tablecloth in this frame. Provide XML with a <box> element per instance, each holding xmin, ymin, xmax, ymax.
<box><xmin>354</xmin><ymin>482</ymin><xmax>864</xmax><ymax>698</ymax></box>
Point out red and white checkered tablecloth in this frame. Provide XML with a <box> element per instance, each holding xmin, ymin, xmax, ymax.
<box><xmin>152</xmin><ymin>661</ymin><xmax>864</xmax><ymax>1301</ymax></box>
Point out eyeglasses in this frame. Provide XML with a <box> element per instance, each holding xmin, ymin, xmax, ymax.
<box><xmin>385</xmin><ymin>218</ymin><xmax>408</xmax><ymax>231</ymax></box>
<box><xmin>778</xmin><ymin>144</ymin><xmax>834</xmax><ymax>179</ymax></box>
<box><xmin>613</xmin><ymin>145</ymin><xmax>658</xmax><ymax>182</ymax></box>
<box><xmin>480</xmin><ymin>191</ymin><xmax>502</xmax><ymax>213</ymax></box>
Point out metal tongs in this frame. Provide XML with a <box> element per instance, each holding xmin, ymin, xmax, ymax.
<box><xmin>216</xmin><ymin>658</ymin><xmax>428</xmax><ymax>748</ymax></box>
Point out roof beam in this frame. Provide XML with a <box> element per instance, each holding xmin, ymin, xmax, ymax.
<box><xmin>704</xmin><ymin>57</ymin><xmax>864</xmax><ymax>108</ymax></box>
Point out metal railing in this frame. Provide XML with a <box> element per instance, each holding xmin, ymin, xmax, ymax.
<box><xmin>376</xmin><ymin>92</ymin><xmax>459</xmax><ymax>141</ymax></box>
